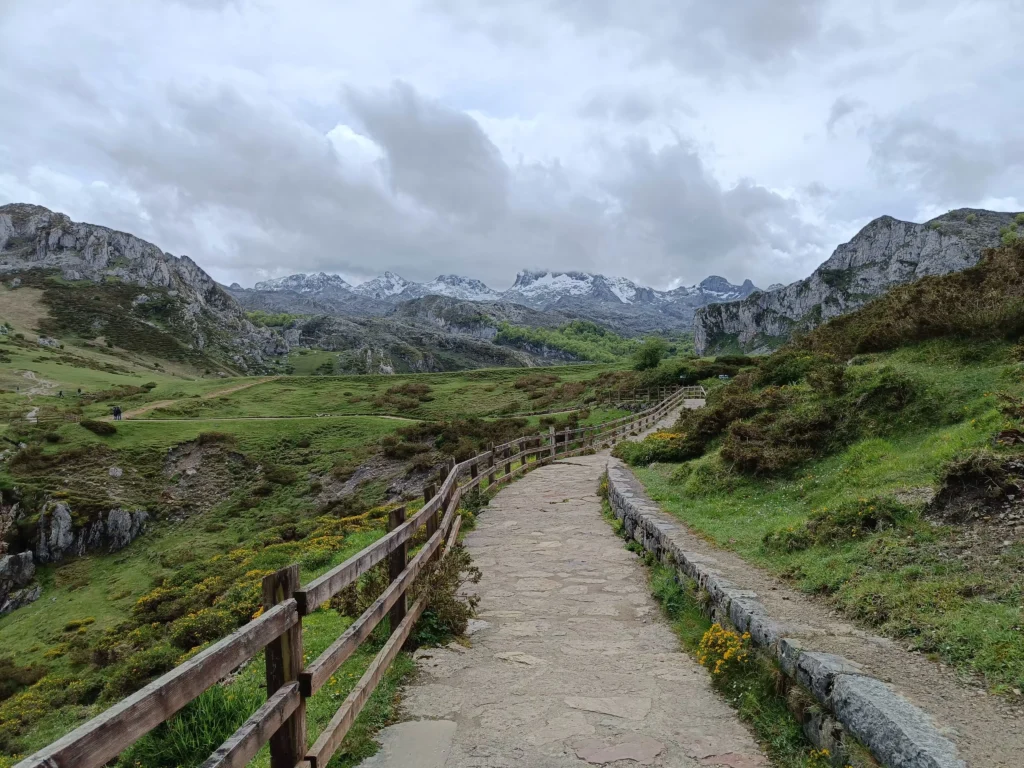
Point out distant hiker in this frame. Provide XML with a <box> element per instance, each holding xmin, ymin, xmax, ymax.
<box><xmin>77</xmin><ymin>388</ymin><xmax>82</xmax><ymax>396</ymax></box>
<box><xmin>58</xmin><ymin>390</ymin><xmax>63</xmax><ymax>398</ymax></box>
<box><xmin>112</xmin><ymin>405</ymin><xmax>122</xmax><ymax>421</ymax></box>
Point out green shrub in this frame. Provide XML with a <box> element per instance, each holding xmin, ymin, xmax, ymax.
<box><xmin>104</xmin><ymin>644</ymin><xmax>181</xmax><ymax>699</ymax></box>
<box><xmin>753</xmin><ymin>350</ymin><xmax>817</xmax><ymax>387</ymax></box>
<box><xmin>411</xmin><ymin>544</ymin><xmax>481</xmax><ymax>646</ymax></box>
<box><xmin>0</xmin><ymin>657</ymin><xmax>46</xmax><ymax>703</ymax></box>
<box><xmin>263</xmin><ymin>465</ymin><xmax>298</xmax><ymax>485</ymax></box>
<box><xmin>633</xmin><ymin>337</ymin><xmax>667</xmax><ymax>371</ymax></box>
<box><xmin>195</xmin><ymin>431</ymin><xmax>235</xmax><ymax>446</ymax></box>
<box><xmin>763</xmin><ymin>497</ymin><xmax>913</xmax><ymax>552</ymax></box>
<box><xmin>168</xmin><ymin>609</ymin><xmax>235</xmax><ymax>650</ymax></box>
<box><xmin>80</xmin><ymin>419</ymin><xmax>116</xmax><ymax>436</ymax></box>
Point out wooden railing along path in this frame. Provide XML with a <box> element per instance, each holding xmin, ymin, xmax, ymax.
<box><xmin>15</xmin><ymin>385</ymin><xmax>698</xmax><ymax>768</ymax></box>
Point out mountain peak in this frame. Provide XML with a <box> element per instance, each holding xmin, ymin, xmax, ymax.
<box><xmin>352</xmin><ymin>271</ymin><xmax>412</xmax><ymax>298</ymax></box>
<box><xmin>253</xmin><ymin>272</ymin><xmax>352</xmax><ymax>293</ymax></box>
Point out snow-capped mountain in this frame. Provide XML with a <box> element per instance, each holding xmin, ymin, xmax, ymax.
<box><xmin>422</xmin><ymin>274</ymin><xmax>500</xmax><ymax>301</ymax></box>
<box><xmin>662</xmin><ymin>276</ymin><xmax>758</xmax><ymax>302</ymax></box>
<box><xmin>351</xmin><ymin>271</ymin><xmax>412</xmax><ymax>299</ymax></box>
<box><xmin>232</xmin><ymin>268</ymin><xmax>760</xmax><ymax>333</ymax></box>
<box><xmin>503</xmin><ymin>270</ymin><xmax>753</xmax><ymax>309</ymax></box>
<box><xmin>254</xmin><ymin>272</ymin><xmax>353</xmax><ymax>293</ymax></box>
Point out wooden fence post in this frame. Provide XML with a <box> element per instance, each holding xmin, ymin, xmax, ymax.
<box><xmin>503</xmin><ymin>446</ymin><xmax>511</xmax><ymax>476</ymax></box>
<box><xmin>470</xmin><ymin>461</ymin><xmax>478</xmax><ymax>483</ymax></box>
<box><xmin>424</xmin><ymin>482</ymin><xmax>437</xmax><ymax>542</ymax></box>
<box><xmin>549</xmin><ymin>426</ymin><xmax>556</xmax><ymax>458</ymax></box>
<box><xmin>487</xmin><ymin>443</ymin><xmax>496</xmax><ymax>486</ymax></box>
<box><xmin>387</xmin><ymin>507</ymin><xmax>407</xmax><ymax>632</ymax></box>
<box><xmin>262</xmin><ymin>565</ymin><xmax>305</xmax><ymax>768</ymax></box>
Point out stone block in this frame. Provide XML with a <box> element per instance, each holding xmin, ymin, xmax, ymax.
<box><xmin>831</xmin><ymin>675</ymin><xmax>966</xmax><ymax>768</ymax></box>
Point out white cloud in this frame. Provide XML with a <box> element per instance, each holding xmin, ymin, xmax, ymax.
<box><xmin>0</xmin><ymin>0</ymin><xmax>1021</xmax><ymax>291</ymax></box>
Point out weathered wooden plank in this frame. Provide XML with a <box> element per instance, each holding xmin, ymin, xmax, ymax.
<box><xmin>300</xmin><ymin>505</ymin><xmax>455</xmax><ymax>695</ymax></box>
<box><xmin>15</xmin><ymin>601</ymin><xmax>298</xmax><ymax>768</ymax></box>
<box><xmin>262</xmin><ymin>566</ymin><xmax>305</xmax><ymax>768</ymax></box>
<box><xmin>305</xmin><ymin>501</ymin><xmax>465</xmax><ymax>768</ymax></box>
<box><xmin>199</xmin><ymin>682</ymin><xmax>301</xmax><ymax>768</ymax></box>
<box><xmin>387</xmin><ymin>506</ymin><xmax>408</xmax><ymax>634</ymax></box>
<box><xmin>306</xmin><ymin>594</ymin><xmax>428</xmax><ymax>768</ymax></box>
<box><xmin>444</xmin><ymin>514</ymin><xmax>463</xmax><ymax>557</ymax></box>
<box><xmin>296</xmin><ymin>492</ymin><xmax>442</xmax><ymax>614</ymax></box>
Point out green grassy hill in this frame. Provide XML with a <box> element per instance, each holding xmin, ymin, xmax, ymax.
<box><xmin>1</xmin><ymin>333</ymin><xmax>681</xmax><ymax>763</ymax></box>
<box><xmin>616</xmin><ymin>241</ymin><xmax>1024</xmax><ymax>695</ymax></box>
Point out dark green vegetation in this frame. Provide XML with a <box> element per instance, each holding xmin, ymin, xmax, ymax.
<box><xmin>5</xmin><ymin>270</ymin><xmax>236</xmax><ymax>373</ymax></box>
<box><xmin>617</xmin><ymin>241</ymin><xmax>1024</xmax><ymax>695</ymax></box>
<box><xmin>245</xmin><ymin>310</ymin><xmax>306</xmax><ymax>328</ymax></box>
<box><xmin>496</xmin><ymin>320</ymin><xmax>646</xmax><ymax>363</ymax></box>
<box><xmin>632</xmin><ymin>336</ymin><xmax>668</xmax><ymax>370</ymax></box>
<box><xmin>494</xmin><ymin>320</ymin><xmax>693</xmax><ymax>366</ymax></box>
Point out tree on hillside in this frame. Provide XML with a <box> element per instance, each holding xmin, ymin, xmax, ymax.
<box><xmin>633</xmin><ymin>336</ymin><xmax>667</xmax><ymax>370</ymax></box>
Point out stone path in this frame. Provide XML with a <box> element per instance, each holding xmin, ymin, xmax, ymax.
<box><xmin>361</xmin><ymin>451</ymin><xmax>766</xmax><ymax>768</ymax></box>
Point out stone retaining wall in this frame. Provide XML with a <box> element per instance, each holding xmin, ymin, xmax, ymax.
<box><xmin>606</xmin><ymin>462</ymin><xmax>966</xmax><ymax>768</ymax></box>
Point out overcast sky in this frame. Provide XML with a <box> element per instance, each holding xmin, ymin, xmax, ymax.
<box><xmin>1</xmin><ymin>1</ymin><xmax>1022</xmax><ymax>291</ymax></box>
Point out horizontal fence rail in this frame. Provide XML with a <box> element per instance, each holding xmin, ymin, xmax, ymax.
<box><xmin>15</xmin><ymin>385</ymin><xmax>695</xmax><ymax>768</ymax></box>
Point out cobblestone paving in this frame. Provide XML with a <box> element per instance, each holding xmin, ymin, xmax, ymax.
<box><xmin>363</xmin><ymin>451</ymin><xmax>767</xmax><ymax>768</ymax></box>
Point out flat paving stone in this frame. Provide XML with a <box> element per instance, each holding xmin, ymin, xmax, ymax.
<box><xmin>357</xmin><ymin>444</ymin><xmax>766</xmax><ymax>767</ymax></box>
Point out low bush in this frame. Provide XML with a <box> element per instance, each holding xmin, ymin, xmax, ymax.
<box><xmin>763</xmin><ymin>497</ymin><xmax>913</xmax><ymax>553</ymax></box>
<box><xmin>80</xmin><ymin>419</ymin><xmax>117</xmax><ymax>436</ymax></box>
<box><xmin>0</xmin><ymin>657</ymin><xmax>46</xmax><ymax>703</ymax></box>
<box><xmin>411</xmin><ymin>544</ymin><xmax>481</xmax><ymax>646</ymax></box>
<box><xmin>195</xmin><ymin>431</ymin><xmax>235</xmax><ymax>446</ymax></box>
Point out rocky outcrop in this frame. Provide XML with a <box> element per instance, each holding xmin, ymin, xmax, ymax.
<box><xmin>0</xmin><ymin>551</ymin><xmax>38</xmax><ymax>615</ymax></box>
<box><xmin>694</xmin><ymin>208</ymin><xmax>1021</xmax><ymax>355</ymax></box>
<box><xmin>34</xmin><ymin>501</ymin><xmax>148</xmax><ymax>564</ymax></box>
<box><xmin>0</xmin><ymin>203</ymin><xmax>286</xmax><ymax>371</ymax></box>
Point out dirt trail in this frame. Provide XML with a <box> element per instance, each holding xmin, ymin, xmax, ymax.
<box><xmin>20</xmin><ymin>370</ymin><xmax>56</xmax><ymax>397</ymax></box>
<box><xmin>114</xmin><ymin>377</ymin><xmax>279</xmax><ymax>420</ymax></box>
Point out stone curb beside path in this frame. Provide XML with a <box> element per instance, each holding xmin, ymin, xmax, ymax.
<box><xmin>606</xmin><ymin>462</ymin><xmax>967</xmax><ymax>768</ymax></box>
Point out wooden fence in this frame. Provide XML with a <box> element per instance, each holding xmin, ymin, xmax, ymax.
<box><xmin>14</xmin><ymin>386</ymin><xmax>695</xmax><ymax>768</ymax></box>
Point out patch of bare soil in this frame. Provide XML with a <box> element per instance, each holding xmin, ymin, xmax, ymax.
<box><xmin>927</xmin><ymin>454</ymin><xmax>1024</xmax><ymax>562</ymax></box>
<box><xmin>161</xmin><ymin>440</ymin><xmax>254</xmax><ymax>520</ymax></box>
<box><xmin>315</xmin><ymin>452</ymin><xmax>446</xmax><ymax>511</ymax></box>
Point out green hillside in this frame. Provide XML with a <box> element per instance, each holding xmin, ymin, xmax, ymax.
<box><xmin>616</xmin><ymin>241</ymin><xmax>1024</xmax><ymax>694</ymax></box>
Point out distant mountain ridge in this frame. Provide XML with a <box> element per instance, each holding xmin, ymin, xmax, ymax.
<box><xmin>231</xmin><ymin>269</ymin><xmax>760</xmax><ymax>334</ymax></box>
<box><xmin>693</xmin><ymin>208</ymin><xmax>1022</xmax><ymax>355</ymax></box>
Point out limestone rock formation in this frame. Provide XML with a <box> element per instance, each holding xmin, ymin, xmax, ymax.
<box><xmin>34</xmin><ymin>501</ymin><xmax>148</xmax><ymax>564</ymax></box>
<box><xmin>694</xmin><ymin>208</ymin><xmax>1021</xmax><ymax>354</ymax></box>
<box><xmin>0</xmin><ymin>203</ymin><xmax>286</xmax><ymax>370</ymax></box>
<box><xmin>0</xmin><ymin>551</ymin><xmax>37</xmax><ymax>615</ymax></box>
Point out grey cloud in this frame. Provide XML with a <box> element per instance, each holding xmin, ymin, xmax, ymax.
<box><xmin>604</xmin><ymin>140</ymin><xmax>825</xmax><ymax>281</ymax></box>
<box><xmin>578</xmin><ymin>90</ymin><xmax>696</xmax><ymax>124</ymax></box>
<box><xmin>347</xmin><ymin>81</ymin><xmax>510</xmax><ymax>223</ymax></box>
<box><xmin>579</xmin><ymin>91</ymin><xmax>658</xmax><ymax>124</ymax></box>
<box><xmin>868</xmin><ymin>116</ymin><xmax>1023</xmax><ymax>203</ymax></box>
<box><xmin>439</xmin><ymin>0</ymin><xmax>840</xmax><ymax>77</ymax></box>
<box><xmin>826</xmin><ymin>96</ymin><xmax>863</xmax><ymax>135</ymax></box>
